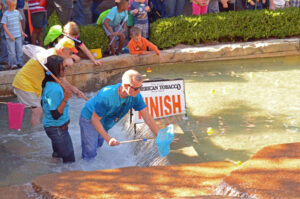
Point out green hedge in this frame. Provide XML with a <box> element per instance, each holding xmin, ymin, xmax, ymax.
<box><xmin>45</xmin><ymin>8</ymin><xmax>300</xmax><ymax>50</ymax></box>
<box><xmin>44</xmin><ymin>12</ymin><xmax>108</xmax><ymax>50</ymax></box>
<box><xmin>149</xmin><ymin>8</ymin><xmax>300</xmax><ymax>49</ymax></box>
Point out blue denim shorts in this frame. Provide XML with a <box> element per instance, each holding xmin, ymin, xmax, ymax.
<box><xmin>44</xmin><ymin>126</ymin><xmax>75</xmax><ymax>163</ymax></box>
<box><xmin>79</xmin><ymin>116</ymin><xmax>105</xmax><ymax>160</ymax></box>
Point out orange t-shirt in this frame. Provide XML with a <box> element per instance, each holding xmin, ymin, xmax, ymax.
<box><xmin>128</xmin><ymin>37</ymin><xmax>160</xmax><ymax>55</ymax></box>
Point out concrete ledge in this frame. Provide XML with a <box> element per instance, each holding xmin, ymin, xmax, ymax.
<box><xmin>0</xmin><ymin>38</ymin><xmax>299</xmax><ymax>97</ymax></box>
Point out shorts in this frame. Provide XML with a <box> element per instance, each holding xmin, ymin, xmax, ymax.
<box><xmin>127</xmin><ymin>12</ymin><xmax>134</xmax><ymax>27</ymax></box>
<box><xmin>134</xmin><ymin>23</ymin><xmax>149</xmax><ymax>38</ymax></box>
<box><xmin>13</xmin><ymin>87</ymin><xmax>41</xmax><ymax>108</ymax></box>
<box><xmin>103</xmin><ymin>24</ymin><xmax>121</xmax><ymax>37</ymax></box>
<box><xmin>79</xmin><ymin>116</ymin><xmax>105</xmax><ymax>160</ymax></box>
<box><xmin>31</xmin><ymin>11</ymin><xmax>46</xmax><ymax>28</ymax></box>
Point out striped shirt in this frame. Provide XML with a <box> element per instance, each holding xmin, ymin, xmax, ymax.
<box><xmin>28</xmin><ymin>0</ymin><xmax>46</xmax><ymax>13</ymax></box>
<box><xmin>290</xmin><ymin>0</ymin><xmax>300</xmax><ymax>7</ymax></box>
<box><xmin>1</xmin><ymin>10</ymin><xmax>22</xmax><ymax>39</ymax></box>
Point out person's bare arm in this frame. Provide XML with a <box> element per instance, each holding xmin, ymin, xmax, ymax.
<box><xmin>91</xmin><ymin>112</ymin><xmax>119</xmax><ymax>146</ymax></box>
<box><xmin>79</xmin><ymin>43</ymin><xmax>102</xmax><ymax>66</ymax></box>
<box><xmin>3</xmin><ymin>24</ymin><xmax>14</xmax><ymax>41</ymax></box>
<box><xmin>60</xmin><ymin>77</ymin><xmax>87</xmax><ymax>99</ymax></box>
<box><xmin>140</xmin><ymin>108</ymin><xmax>159</xmax><ymax>136</ymax></box>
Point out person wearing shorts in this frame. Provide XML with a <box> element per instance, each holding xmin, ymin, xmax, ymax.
<box><xmin>12</xmin><ymin>37</ymin><xmax>86</xmax><ymax>127</ymax></box>
<box><xmin>28</xmin><ymin>0</ymin><xmax>46</xmax><ymax>46</ymax></box>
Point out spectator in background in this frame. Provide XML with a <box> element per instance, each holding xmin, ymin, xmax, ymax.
<box><xmin>47</xmin><ymin>0</ymin><xmax>73</xmax><ymax>25</ymax></box>
<box><xmin>164</xmin><ymin>0</ymin><xmax>185</xmax><ymax>18</ymax></box>
<box><xmin>1</xmin><ymin>0</ymin><xmax>27</xmax><ymax>70</ymax></box>
<box><xmin>219</xmin><ymin>0</ymin><xmax>236</xmax><ymax>11</ymax></box>
<box><xmin>28</xmin><ymin>0</ymin><xmax>46</xmax><ymax>46</ymax></box>
<box><xmin>91</xmin><ymin>0</ymin><xmax>103</xmax><ymax>23</ymax></box>
<box><xmin>290</xmin><ymin>0</ymin><xmax>300</xmax><ymax>6</ymax></box>
<box><xmin>208</xmin><ymin>0</ymin><xmax>220</xmax><ymax>13</ymax></box>
<box><xmin>0</xmin><ymin>0</ymin><xmax>8</xmax><ymax>69</ymax></box>
<box><xmin>130</xmin><ymin>0</ymin><xmax>150</xmax><ymax>38</ymax></box>
<box><xmin>246</xmin><ymin>0</ymin><xmax>265</xmax><ymax>10</ymax></box>
<box><xmin>269</xmin><ymin>0</ymin><xmax>289</xmax><ymax>9</ymax></box>
<box><xmin>103</xmin><ymin>0</ymin><xmax>128</xmax><ymax>55</ymax></box>
<box><xmin>17</xmin><ymin>0</ymin><xmax>25</xmax><ymax>31</ymax></box>
<box><xmin>63</xmin><ymin>21</ymin><xmax>102</xmax><ymax>65</ymax></box>
<box><xmin>72</xmin><ymin>0</ymin><xmax>85</xmax><ymax>26</ymax></box>
<box><xmin>192</xmin><ymin>0</ymin><xmax>210</xmax><ymax>15</ymax></box>
<box><xmin>128</xmin><ymin>26</ymin><xmax>162</xmax><ymax>60</ymax></box>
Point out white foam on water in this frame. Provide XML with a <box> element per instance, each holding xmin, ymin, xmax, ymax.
<box><xmin>0</xmin><ymin>93</ymin><xmax>138</xmax><ymax>186</ymax></box>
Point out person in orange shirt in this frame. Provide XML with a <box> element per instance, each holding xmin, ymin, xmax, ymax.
<box><xmin>128</xmin><ymin>27</ymin><xmax>163</xmax><ymax>61</ymax></box>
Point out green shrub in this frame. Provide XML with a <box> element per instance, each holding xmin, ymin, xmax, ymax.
<box><xmin>79</xmin><ymin>25</ymin><xmax>109</xmax><ymax>50</ymax></box>
<box><xmin>150</xmin><ymin>8</ymin><xmax>300</xmax><ymax>49</ymax></box>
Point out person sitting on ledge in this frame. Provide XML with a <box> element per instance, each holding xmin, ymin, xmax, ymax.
<box><xmin>128</xmin><ymin>27</ymin><xmax>163</xmax><ymax>61</ymax></box>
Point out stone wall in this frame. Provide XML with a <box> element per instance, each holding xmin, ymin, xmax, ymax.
<box><xmin>0</xmin><ymin>38</ymin><xmax>299</xmax><ymax>98</ymax></box>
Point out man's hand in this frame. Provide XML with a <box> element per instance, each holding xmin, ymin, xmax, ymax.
<box><xmin>250</xmin><ymin>0</ymin><xmax>255</xmax><ymax>6</ymax></box>
<box><xmin>108</xmin><ymin>137</ymin><xmax>120</xmax><ymax>146</ymax></box>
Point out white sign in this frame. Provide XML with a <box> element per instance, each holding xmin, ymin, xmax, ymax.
<box><xmin>134</xmin><ymin>79</ymin><xmax>186</xmax><ymax>124</ymax></box>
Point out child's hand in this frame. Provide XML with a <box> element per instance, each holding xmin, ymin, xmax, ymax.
<box><xmin>9</xmin><ymin>36</ymin><xmax>15</xmax><ymax>41</ymax></box>
<box><xmin>159</xmin><ymin>54</ymin><xmax>165</xmax><ymax>63</ymax></box>
<box><xmin>145</xmin><ymin>6</ymin><xmax>150</xmax><ymax>12</ymax></box>
<box><xmin>250</xmin><ymin>0</ymin><xmax>255</xmax><ymax>6</ymax></box>
<box><xmin>131</xmin><ymin>9</ymin><xmax>138</xmax><ymax>15</ymax></box>
<box><xmin>22</xmin><ymin>32</ymin><xmax>28</xmax><ymax>38</ymax></box>
<box><xmin>112</xmin><ymin>32</ymin><xmax>119</xmax><ymax>36</ymax></box>
<box><xmin>93</xmin><ymin>60</ymin><xmax>102</xmax><ymax>66</ymax></box>
<box><xmin>71</xmin><ymin>54</ymin><xmax>80</xmax><ymax>62</ymax></box>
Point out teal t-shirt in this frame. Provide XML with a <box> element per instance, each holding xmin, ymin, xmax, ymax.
<box><xmin>42</xmin><ymin>82</ymin><xmax>69</xmax><ymax>127</ymax></box>
<box><xmin>102</xmin><ymin>6</ymin><xmax>128</xmax><ymax>27</ymax></box>
<box><xmin>81</xmin><ymin>83</ymin><xmax>146</xmax><ymax>131</ymax></box>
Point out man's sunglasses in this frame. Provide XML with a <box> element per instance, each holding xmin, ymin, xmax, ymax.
<box><xmin>127</xmin><ymin>84</ymin><xmax>142</xmax><ymax>91</ymax></box>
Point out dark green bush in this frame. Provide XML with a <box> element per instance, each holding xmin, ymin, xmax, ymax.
<box><xmin>44</xmin><ymin>12</ymin><xmax>108</xmax><ymax>50</ymax></box>
<box><xmin>149</xmin><ymin>8</ymin><xmax>300</xmax><ymax>49</ymax></box>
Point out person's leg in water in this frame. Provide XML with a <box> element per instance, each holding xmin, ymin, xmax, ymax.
<box><xmin>30</xmin><ymin>107</ymin><xmax>43</xmax><ymax>126</ymax></box>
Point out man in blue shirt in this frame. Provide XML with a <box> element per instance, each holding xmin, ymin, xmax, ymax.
<box><xmin>80</xmin><ymin>69</ymin><xmax>160</xmax><ymax>160</ymax></box>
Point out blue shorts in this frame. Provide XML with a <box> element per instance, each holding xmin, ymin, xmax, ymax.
<box><xmin>79</xmin><ymin>115</ymin><xmax>105</xmax><ymax>160</ymax></box>
<box><xmin>102</xmin><ymin>24</ymin><xmax>121</xmax><ymax>37</ymax></box>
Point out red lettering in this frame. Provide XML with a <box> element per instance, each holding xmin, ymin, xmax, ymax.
<box><xmin>172</xmin><ymin>95</ymin><xmax>181</xmax><ymax>114</ymax></box>
<box><xmin>159</xmin><ymin>96</ymin><xmax>164</xmax><ymax>117</ymax></box>
<box><xmin>150</xmin><ymin>97</ymin><xmax>159</xmax><ymax>117</ymax></box>
<box><xmin>164</xmin><ymin>95</ymin><xmax>172</xmax><ymax>115</ymax></box>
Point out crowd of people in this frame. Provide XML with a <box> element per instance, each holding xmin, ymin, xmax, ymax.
<box><xmin>0</xmin><ymin>0</ymin><xmax>299</xmax><ymax>163</ymax></box>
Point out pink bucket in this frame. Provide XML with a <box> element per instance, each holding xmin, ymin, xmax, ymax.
<box><xmin>7</xmin><ymin>102</ymin><xmax>24</xmax><ymax>130</ymax></box>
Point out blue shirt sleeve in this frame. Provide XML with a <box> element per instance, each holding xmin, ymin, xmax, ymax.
<box><xmin>106</xmin><ymin>7</ymin><xmax>116</xmax><ymax>22</ymax></box>
<box><xmin>133</xmin><ymin>93</ymin><xmax>146</xmax><ymax>111</ymax></box>
<box><xmin>44</xmin><ymin>85</ymin><xmax>64</xmax><ymax>111</ymax></box>
<box><xmin>1</xmin><ymin>12</ymin><xmax>7</xmax><ymax>24</ymax></box>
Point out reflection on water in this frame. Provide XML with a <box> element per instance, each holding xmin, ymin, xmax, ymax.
<box><xmin>138</xmin><ymin>56</ymin><xmax>300</xmax><ymax>165</ymax></box>
<box><xmin>0</xmin><ymin>92</ymin><xmax>137</xmax><ymax>186</ymax></box>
